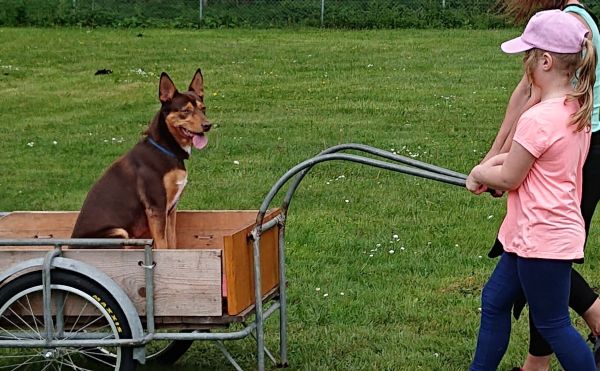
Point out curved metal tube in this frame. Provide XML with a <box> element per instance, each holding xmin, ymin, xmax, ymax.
<box><xmin>250</xmin><ymin>145</ymin><xmax>469</xmax><ymax>369</ymax></box>
<box><xmin>255</xmin><ymin>152</ymin><xmax>466</xmax><ymax>229</ymax></box>
<box><xmin>278</xmin><ymin>143</ymin><xmax>466</xmax><ymax>217</ymax></box>
<box><xmin>318</xmin><ymin>143</ymin><xmax>467</xmax><ymax>179</ymax></box>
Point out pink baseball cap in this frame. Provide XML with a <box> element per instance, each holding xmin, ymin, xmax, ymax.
<box><xmin>501</xmin><ymin>9</ymin><xmax>588</xmax><ymax>54</ymax></box>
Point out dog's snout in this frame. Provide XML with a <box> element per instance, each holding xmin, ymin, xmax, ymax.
<box><xmin>202</xmin><ymin>122</ymin><xmax>212</xmax><ymax>132</ymax></box>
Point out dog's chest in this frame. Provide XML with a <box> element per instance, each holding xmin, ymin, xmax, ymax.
<box><xmin>163</xmin><ymin>169</ymin><xmax>188</xmax><ymax>211</ymax></box>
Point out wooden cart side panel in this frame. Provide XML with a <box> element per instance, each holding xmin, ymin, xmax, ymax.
<box><xmin>173</xmin><ymin>211</ymin><xmax>262</xmax><ymax>250</ymax></box>
<box><xmin>0</xmin><ymin>211</ymin><xmax>78</xmax><ymax>239</ymax></box>
<box><xmin>224</xmin><ymin>210</ymin><xmax>280</xmax><ymax>315</ymax></box>
<box><xmin>0</xmin><ymin>211</ymin><xmax>265</xmax><ymax>251</ymax></box>
<box><xmin>175</xmin><ymin>211</ymin><xmax>258</xmax><ymax>230</ymax></box>
<box><xmin>0</xmin><ymin>249</ymin><xmax>222</xmax><ymax>317</ymax></box>
<box><xmin>0</xmin><ymin>211</ymin><xmax>258</xmax><ymax>232</ymax></box>
<box><xmin>174</xmin><ymin>230</ymin><xmax>227</xmax><ymax>250</ymax></box>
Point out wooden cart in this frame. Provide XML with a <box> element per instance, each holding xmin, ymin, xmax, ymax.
<box><xmin>0</xmin><ymin>208</ymin><xmax>286</xmax><ymax>371</ymax></box>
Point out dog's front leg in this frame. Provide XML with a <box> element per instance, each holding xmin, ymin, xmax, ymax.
<box><xmin>145</xmin><ymin>207</ymin><xmax>168</xmax><ymax>249</ymax></box>
<box><xmin>166</xmin><ymin>209</ymin><xmax>177</xmax><ymax>248</ymax></box>
<box><xmin>139</xmin><ymin>176</ymin><xmax>169</xmax><ymax>249</ymax></box>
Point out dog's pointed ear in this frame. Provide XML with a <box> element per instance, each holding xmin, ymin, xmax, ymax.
<box><xmin>188</xmin><ymin>69</ymin><xmax>204</xmax><ymax>99</ymax></box>
<box><xmin>159</xmin><ymin>72</ymin><xmax>177</xmax><ymax>104</ymax></box>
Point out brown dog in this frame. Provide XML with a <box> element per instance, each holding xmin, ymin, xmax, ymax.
<box><xmin>71</xmin><ymin>69</ymin><xmax>211</xmax><ymax>249</ymax></box>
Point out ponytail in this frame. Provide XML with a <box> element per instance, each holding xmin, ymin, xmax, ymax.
<box><xmin>568</xmin><ymin>38</ymin><xmax>597</xmax><ymax>132</ymax></box>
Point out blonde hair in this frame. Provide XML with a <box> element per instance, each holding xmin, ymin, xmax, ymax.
<box><xmin>498</xmin><ymin>0</ymin><xmax>567</xmax><ymax>23</ymax></box>
<box><xmin>523</xmin><ymin>39</ymin><xmax>597</xmax><ymax>131</ymax></box>
<box><xmin>569</xmin><ymin>38</ymin><xmax>597</xmax><ymax>131</ymax></box>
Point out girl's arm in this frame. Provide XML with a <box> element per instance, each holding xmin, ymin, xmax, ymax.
<box><xmin>483</xmin><ymin>152</ymin><xmax>508</xmax><ymax>167</ymax></box>
<box><xmin>481</xmin><ymin>74</ymin><xmax>540</xmax><ymax>162</ymax></box>
<box><xmin>468</xmin><ymin>141</ymin><xmax>535</xmax><ymax>192</ymax></box>
<box><xmin>466</xmin><ymin>153</ymin><xmax>508</xmax><ymax>194</ymax></box>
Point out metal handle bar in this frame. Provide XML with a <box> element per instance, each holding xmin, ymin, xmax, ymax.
<box><xmin>251</xmin><ymin>147</ymin><xmax>470</xmax><ymax>369</ymax></box>
<box><xmin>316</xmin><ymin>143</ymin><xmax>467</xmax><ymax>179</ymax></box>
<box><xmin>278</xmin><ymin>143</ymin><xmax>467</xmax><ymax>217</ymax></box>
<box><xmin>255</xmin><ymin>151</ymin><xmax>466</xmax><ymax>229</ymax></box>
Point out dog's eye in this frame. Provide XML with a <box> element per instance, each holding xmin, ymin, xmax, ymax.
<box><xmin>180</xmin><ymin>109</ymin><xmax>192</xmax><ymax>114</ymax></box>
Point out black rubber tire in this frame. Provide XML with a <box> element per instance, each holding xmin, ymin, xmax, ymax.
<box><xmin>147</xmin><ymin>339</ymin><xmax>193</xmax><ymax>365</ymax></box>
<box><xmin>0</xmin><ymin>270</ymin><xmax>136</xmax><ymax>371</ymax></box>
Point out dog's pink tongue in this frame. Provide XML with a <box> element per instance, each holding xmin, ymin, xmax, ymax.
<box><xmin>192</xmin><ymin>134</ymin><xmax>208</xmax><ymax>150</ymax></box>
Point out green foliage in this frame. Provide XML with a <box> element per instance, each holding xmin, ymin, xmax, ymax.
<box><xmin>1</xmin><ymin>27</ymin><xmax>596</xmax><ymax>370</ymax></box>
<box><xmin>322</xmin><ymin>0</ymin><xmax>506</xmax><ymax>29</ymax></box>
<box><xmin>0</xmin><ymin>0</ymin><xmax>507</xmax><ymax>29</ymax></box>
<box><xmin>590</xmin><ymin>3</ymin><xmax>600</xmax><ymax>17</ymax></box>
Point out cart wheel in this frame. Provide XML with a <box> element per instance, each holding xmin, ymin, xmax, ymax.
<box><xmin>146</xmin><ymin>329</ymin><xmax>210</xmax><ymax>364</ymax></box>
<box><xmin>0</xmin><ymin>270</ymin><xmax>136</xmax><ymax>371</ymax></box>
<box><xmin>146</xmin><ymin>338</ymin><xmax>193</xmax><ymax>364</ymax></box>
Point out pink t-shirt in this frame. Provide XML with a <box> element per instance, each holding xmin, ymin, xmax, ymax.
<box><xmin>498</xmin><ymin>97</ymin><xmax>590</xmax><ymax>260</ymax></box>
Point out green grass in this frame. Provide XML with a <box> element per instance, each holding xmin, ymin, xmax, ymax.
<box><xmin>1</xmin><ymin>27</ymin><xmax>599</xmax><ymax>370</ymax></box>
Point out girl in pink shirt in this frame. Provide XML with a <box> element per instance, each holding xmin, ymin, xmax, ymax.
<box><xmin>466</xmin><ymin>9</ymin><xmax>597</xmax><ymax>371</ymax></box>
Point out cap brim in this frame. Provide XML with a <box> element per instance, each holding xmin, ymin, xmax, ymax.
<box><xmin>501</xmin><ymin>37</ymin><xmax>534</xmax><ymax>54</ymax></box>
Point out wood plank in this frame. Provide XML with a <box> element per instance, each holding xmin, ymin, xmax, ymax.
<box><xmin>0</xmin><ymin>211</ymin><xmax>267</xmax><ymax>250</ymax></box>
<box><xmin>0</xmin><ymin>210</ymin><xmax>260</xmax><ymax>233</ymax></box>
<box><xmin>153</xmin><ymin>285</ymin><xmax>280</xmax><ymax>327</ymax></box>
<box><xmin>224</xmin><ymin>209</ymin><xmax>280</xmax><ymax>315</ymax></box>
<box><xmin>175</xmin><ymin>211</ymin><xmax>258</xmax><ymax>231</ymax></box>
<box><xmin>173</xmin><ymin>211</ymin><xmax>273</xmax><ymax>250</ymax></box>
<box><xmin>0</xmin><ymin>211</ymin><xmax>78</xmax><ymax>239</ymax></box>
<box><xmin>0</xmin><ymin>249</ymin><xmax>222</xmax><ymax>317</ymax></box>
<box><xmin>174</xmin><ymin>230</ymin><xmax>226</xmax><ymax>249</ymax></box>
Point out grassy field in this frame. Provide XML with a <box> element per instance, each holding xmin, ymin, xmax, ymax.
<box><xmin>1</xmin><ymin>27</ymin><xmax>599</xmax><ymax>370</ymax></box>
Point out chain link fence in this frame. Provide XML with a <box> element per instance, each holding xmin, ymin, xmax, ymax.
<box><xmin>4</xmin><ymin>0</ymin><xmax>593</xmax><ymax>29</ymax></box>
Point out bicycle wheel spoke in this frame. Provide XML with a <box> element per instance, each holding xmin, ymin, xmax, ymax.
<box><xmin>0</xmin><ymin>324</ymin><xmax>22</xmax><ymax>341</ymax></box>
<box><xmin>64</xmin><ymin>352</ymin><xmax>76</xmax><ymax>369</ymax></box>
<box><xmin>40</xmin><ymin>360</ymin><xmax>55</xmax><ymax>371</ymax></box>
<box><xmin>0</xmin><ymin>354</ymin><xmax>37</xmax><ymax>369</ymax></box>
<box><xmin>79</xmin><ymin>349</ymin><xmax>117</xmax><ymax>367</ymax></box>
<box><xmin>61</xmin><ymin>346</ymin><xmax>112</xmax><ymax>359</ymax></box>
<box><xmin>78</xmin><ymin>347</ymin><xmax>115</xmax><ymax>358</ymax></box>
<box><xmin>0</xmin><ymin>311</ymin><xmax>38</xmax><ymax>341</ymax></box>
<box><xmin>67</xmin><ymin>300</ymin><xmax>89</xmax><ymax>337</ymax></box>
<box><xmin>55</xmin><ymin>356</ymin><xmax>93</xmax><ymax>371</ymax></box>
<box><xmin>64</xmin><ymin>351</ymin><xmax>88</xmax><ymax>371</ymax></box>
<box><xmin>59</xmin><ymin>333</ymin><xmax>121</xmax><ymax>367</ymax></box>
<box><xmin>69</xmin><ymin>323</ymin><xmax>113</xmax><ymax>342</ymax></box>
<box><xmin>0</xmin><ymin>353</ymin><xmax>41</xmax><ymax>359</ymax></box>
<box><xmin>63</xmin><ymin>315</ymin><xmax>105</xmax><ymax>341</ymax></box>
<box><xmin>2</xmin><ymin>309</ymin><xmax>29</xmax><ymax>338</ymax></box>
<box><xmin>15</xmin><ymin>296</ymin><xmax>43</xmax><ymax>339</ymax></box>
<box><xmin>0</xmin><ymin>356</ymin><xmax>50</xmax><ymax>370</ymax></box>
<box><xmin>9</xmin><ymin>300</ymin><xmax>42</xmax><ymax>340</ymax></box>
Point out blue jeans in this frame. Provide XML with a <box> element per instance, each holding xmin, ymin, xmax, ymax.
<box><xmin>470</xmin><ymin>253</ymin><xmax>594</xmax><ymax>371</ymax></box>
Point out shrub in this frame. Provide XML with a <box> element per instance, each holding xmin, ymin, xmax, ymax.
<box><xmin>0</xmin><ymin>0</ymin><xmax>509</xmax><ymax>29</ymax></box>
